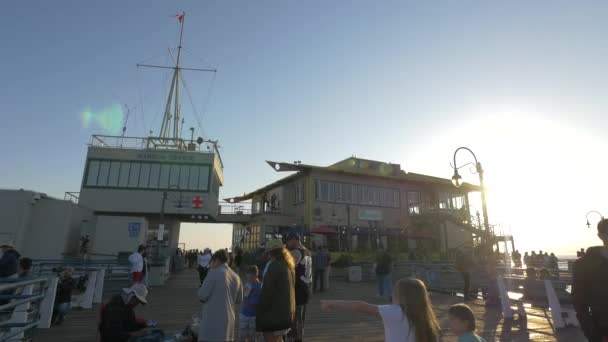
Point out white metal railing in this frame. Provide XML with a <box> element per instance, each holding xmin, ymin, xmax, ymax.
<box><xmin>0</xmin><ymin>277</ymin><xmax>49</xmax><ymax>341</ymax></box>
<box><xmin>63</xmin><ymin>192</ymin><xmax>79</xmax><ymax>204</ymax></box>
<box><xmin>497</xmin><ymin>275</ymin><xmax>579</xmax><ymax>329</ymax></box>
<box><xmin>218</xmin><ymin>202</ymin><xmax>252</xmax><ymax>215</ymax></box>
<box><xmin>90</xmin><ymin>134</ymin><xmax>218</xmax><ymax>153</ymax></box>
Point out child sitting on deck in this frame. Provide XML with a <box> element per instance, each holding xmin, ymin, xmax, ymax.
<box><xmin>239</xmin><ymin>265</ymin><xmax>262</xmax><ymax>342</ymax></box>
<box><xmin>321</xmin><ymin>278</ymin><xmax>440</xmax><ymax>342</ymax></box>
<box><xmin>448</xmin><ymin>304</ymin><xmax>487</xmax><ymax>342</ymax></box>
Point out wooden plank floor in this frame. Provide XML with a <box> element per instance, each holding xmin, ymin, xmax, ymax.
<box><xmin>34</xmin><ymin>269</ymin><xmax>585</xmax><ymax>341</ymax></box>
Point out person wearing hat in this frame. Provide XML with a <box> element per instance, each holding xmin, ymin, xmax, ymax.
<box><xmin>573</xmin><ymin>218</ymin><xmax>608</xmax><ymax>342</ymax></box>
<box><xmin>0</xmin><ymin>242</ymin><xmax>20</xmax><ymax>278</ymax></box>
<box><xmin>286</xmin><ymin>233</ymin><xmax>312</xmax><ymax>342</ymax></box>
<box><xmin>256</xmin><ymin>239</ymin><xmax>296</xmax><ymax>342</ymax></box>
<box><xmin>98</xmin><ymin>283</ymin><xmax>150</xmax><ymax>342</ymax></box>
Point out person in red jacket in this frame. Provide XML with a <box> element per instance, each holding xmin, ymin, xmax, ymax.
<box><xmin>572</xmin><ymin>218</ymin><xmax>608</xmax><ymax>342</ymax></box>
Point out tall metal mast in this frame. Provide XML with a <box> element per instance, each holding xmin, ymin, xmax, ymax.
<box><xmin>137</xmin><ymin>12</ymin><xmax>217</xmax><ymax>148</ymax></box>
<box><xmin>173</xmin><ymin>12</ymin><xmax>185</xmax><ymax>140</ymax></box>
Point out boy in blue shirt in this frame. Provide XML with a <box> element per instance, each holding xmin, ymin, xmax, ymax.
<box><xmin>240</xmin><ymin>265</ymin><xmax>262</xmax><ymax>342</ymax></box>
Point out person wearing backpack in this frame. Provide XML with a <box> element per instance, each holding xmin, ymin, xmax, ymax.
<box><xmin>287</xmin><ymin>233</ymin><xmax>312</xmax><ymax>342</ymax></box>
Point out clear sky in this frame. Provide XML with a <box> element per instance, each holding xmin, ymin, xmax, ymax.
<box><xmin>2</xmin><ymin>1</ymin><xmax>607</xmax><ymax>254</ymax></box>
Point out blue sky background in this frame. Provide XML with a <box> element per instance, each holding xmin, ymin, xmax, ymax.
<box><xmin>2</xmin><ymin>1</ymin><xmax>608</xmax><ymax>253</ymax></box>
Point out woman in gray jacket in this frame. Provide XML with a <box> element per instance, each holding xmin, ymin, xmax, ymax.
<box><xmin>198</xmin><ymin>249</ymin><xmax>243</xmax><ymax>342</ymax></box>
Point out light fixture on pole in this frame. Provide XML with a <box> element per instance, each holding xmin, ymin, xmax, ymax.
<box><xmin>451</xmin><ymin>147</ymin><xmax>490</xmax><ymax>233</ymax></box>
<box><xmin>586</xmin><ymin>211</ymin><xmax>604</xmax><ymax>229</ymax></box>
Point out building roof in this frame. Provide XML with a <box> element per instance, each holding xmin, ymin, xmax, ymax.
<box><xmin>224</xmin><ymin>157</ymin><xmax>480</xmax><ymax>203</ymax></box>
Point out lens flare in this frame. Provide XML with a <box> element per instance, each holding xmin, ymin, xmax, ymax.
<box><xmin>80</xmin><ymin>104</ymin><xmax>124</xmax><ymax>135</ymax></box>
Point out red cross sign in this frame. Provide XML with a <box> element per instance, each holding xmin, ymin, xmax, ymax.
<box><xmin>192</xmin><ymin>196</ymin><xmax>203</xmax><ymax>209</ymax></box>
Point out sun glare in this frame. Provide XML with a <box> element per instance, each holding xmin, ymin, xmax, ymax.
<box><xmin>411</xmin><ymin>108</ymin><xmax>608</xmax><ymax>255</ymax></box>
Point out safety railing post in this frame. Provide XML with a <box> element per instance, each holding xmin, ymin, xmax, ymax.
<box><xmin>38</xmin><ymin>276</ymin><xmax>59</xmax><ymax>328</ymax></box>
<box><xmin>497</xmin><ymin>277</ymin><xmax>514</xmax><ymax>319</ymax></box>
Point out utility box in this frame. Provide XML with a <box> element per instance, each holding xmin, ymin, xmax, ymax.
<box><xmin>348</xmin><ymin>266</ymin><xmax>362</xmax><ymax>282</ymax></box>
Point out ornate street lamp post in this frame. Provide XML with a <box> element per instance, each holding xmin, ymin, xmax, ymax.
<box><xmin>586</xmin><ymin>211</ymin><xmax>604</xmax><ymax>229</ymax></box>
<box><xmin>451</xmin><ymin>147</ymin><xmax>490</xmax><ymax>233</ymax></box>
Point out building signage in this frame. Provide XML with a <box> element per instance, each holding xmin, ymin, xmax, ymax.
<box><xmin>128</xmin><ymin>222</ymin><xmax>141</xmax><ymax>238</ymax></box>
<box><xmin>135</xmin><ymin>153</ymin><xmax>196</xmax><ymax>162</ymax></box>
<box><xmin>358</xmin><ymin>209</ymin><xmax>383</xmax><ymax>221</ymax></box>
<box><xmin>192</xmin><ymin>196</ymin><xmax>203</xmax><ymax>208</ymax></box>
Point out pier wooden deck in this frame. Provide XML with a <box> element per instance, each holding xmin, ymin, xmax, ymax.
<box><xmin>35</xmin><ymin>269</ymin><xmax>585</xmax><ymax>342</ymax></box>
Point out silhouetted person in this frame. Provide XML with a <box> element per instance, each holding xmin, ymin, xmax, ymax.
<box><xmin>577</xmin><ymin>248</ymin><xmax>586</xmax><ymax>258</ymax></box>
<box><xmin>573</xmin><ymin>219</ymin><xmax>608</xmax><ymax>341</ymax></box>
<box><xmin>0</xmin><ymin>243</ymin><xmax>20</xmax><ymax>278</ymax></box>
<box><xmin>455</xmin><ymin>249</ymin><xmax>474</xmax><ymax>300</ymax></box>
<box><xmin>18</xmin><ymin>257</ymin><xmax>32</xmax><ymax>278</ymax></box>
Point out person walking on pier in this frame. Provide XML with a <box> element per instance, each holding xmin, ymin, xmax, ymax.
<box><xmin>312</xmin><ymin>246</ymin><xmax>330</xmax><ymax>293</ymax></box>
<box><xmin>321</xmin><ymin>278</ymin><xmax>440</xmax><ymax>342</ymax></box>
<box><xmin>375</xmin><ymin>250</ymin><xmax>393</xmax><ymax>301</ymax></box>
<box><xmin>53</xmin><ymin>268</ymin><xmax>75</xmax><ymax>325</ymax></box>
<box><xmin>455</xmin><ymin>249</ymin><xmax>474</xmax><ymax>301</ymax></box>
<box><xmin>128</xmin><ymin>245</ymin><xmax>145</xmax><ymax>285</ymax></box>
<box><xmin>287</xmin><ymin>233</ymin><xmax>312</xmax><ymax>342</ymax></box>
<box><xmin>198</xmin><ymin>249</ymin><xmax>243</xmax><ymax>342</ymax></box>
<box><xmin>256</xmin><ymin>239</ymin><xmax>296</xmax><ymax>342</ymax></box>
<box><xmin>573</xmin><ymin>218</ymin><xmax>608</xmax><ymax>342</ymax></box>
<box><xmin>198</xmin><ymin>248</ymin><xmax>212</xmax><ymax>285</ymax></box>
<box><xmin>239</xmin><ymin>266</ymin><xmax>262</xmax><ymax>342</ymax></box>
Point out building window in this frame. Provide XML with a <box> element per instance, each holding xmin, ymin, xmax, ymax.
<box><xmin>139</xmin><ymin>163</ymin><xmax>151</xmax><ymax>188</ymax></box>
<box><xmin>83</xmin><ymin>159</ymin><xmax>212</xmax><ymax>191</ymax></box>
<box><xmin>314</xmin><ymin>179</ymin><xmax>399</xmax><ymax>208</ymax></box>
<box><xmin>85</xmin><ymin>160</ymin><xmax>100</xmax><ymax>186</ymax></box>
<box><xmin>451</xmin><ymin>194</ymin><xmax>465</xmax><ymax>209</ymax></box>
<box><xmin>129</xmin><ymin>163</ymin><xmax>141</xmax><ymax>187</ymax></box>
<box><xmin>198</xmin><ymin>166</ymin><xmax>210</xmax><ymax>191</ymax></box>
<box><xmin>179</xmin><ymin>165</ymin><xmax>189</xmax><ymax>189</ymax></box>
<box><xmin>98</xmin><ymin>161</ymin><xmax>111</xmax><ymax>186</ymax></box>
<box><xmin>438</xmin><ymin>192</ymin><xmax>451</xmax><ymax>209</ymax></box>
<box><xmin>188</xmin><ymin>165</ymin><xmax>199</xmax><ymax>190</ymax></box>
<box><xmin>294</xmin><ymin>182</ymin><xmax>305</xmax><ymax>203</ymax></box>
<box><xmin>108</xmin><ymin>161</ymin><xmax>121</xmax><ymax>187</ymax></box>
<box><xmin>408</xmin><ymin>191</ymin><xmax>420</xmax><ymax>215</ymax></box>
<box><xmin>149</xmin><ymin>164</ymin><xmax>160</xmax><ymax>189</ymax></box>
<box><xmin>169</xmin><ymin>164</ymin><xmax>180</xmax><ymax>188</ymax></box>
<box><xmin>118</xmin><ymin>162</ymin><xmax>131</xmax><ymax>187</ymax></box>
<box><xmin>320</xmin><ymin>181</ymin><xmax>328</xmax><ymax>201</ymax></box>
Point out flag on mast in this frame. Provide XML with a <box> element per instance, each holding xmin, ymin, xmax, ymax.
<box><xmin>175</xmin><ymin>13</ymin><xmax>184</xmax><ymax>23</ymax></box>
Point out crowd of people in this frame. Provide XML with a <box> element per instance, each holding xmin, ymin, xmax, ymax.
<box><xmin>110</xmin><ymin>235</ymin><xmax>492</xmax><ymax>342</ymax></box>
<box><xmin>29</xmin><ymin>218</ymin><xmax>608</xmax><ymax>341</ymax></box>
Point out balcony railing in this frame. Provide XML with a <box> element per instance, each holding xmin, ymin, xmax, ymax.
<box><xmin>219</xmin><ymin>203</ymin><xmax>253</xmax><ymax>216</ymax></box>
<box><xmin>90</xmin><ymin>135</ymin><xmax>218</xmax><ymax>153</ymax></box>
<box><xmin>218</xmin><ymin>201</ymin><xmax>288</xmax><ymax>216</ymax></box>
<box><xmin>64</xmin><ymin>192</ymin><xmax>80</xmax><ymax>204</ymax></box>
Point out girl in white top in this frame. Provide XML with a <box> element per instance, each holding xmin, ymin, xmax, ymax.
<box><xmin>321</xmin><ymin>278</ymin><xmax>440</xmax><ymax>342</ymax></box>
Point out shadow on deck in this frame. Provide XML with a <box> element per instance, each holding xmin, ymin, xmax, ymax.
<box><xmin>34</xmin><ymin>269</ymin><xmax>585</xmax><ymax>342</ymax></box>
